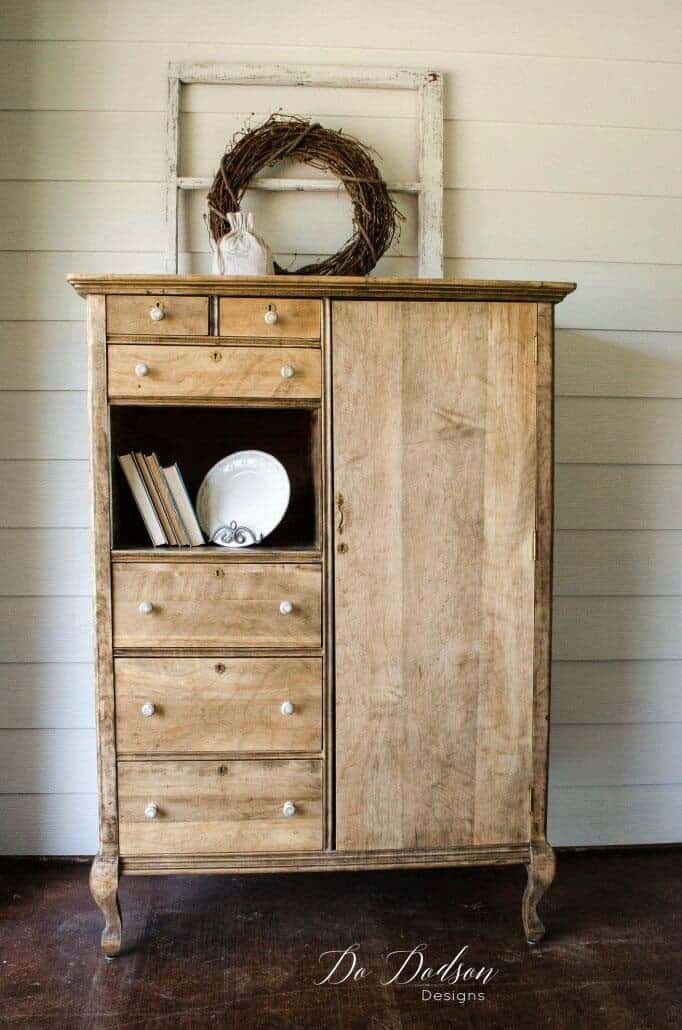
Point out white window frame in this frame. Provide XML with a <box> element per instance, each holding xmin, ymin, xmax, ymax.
<box><xmin>163</xmin><ymin>62</ymin><xmax>444</xmax><ymax>277</ymax></box>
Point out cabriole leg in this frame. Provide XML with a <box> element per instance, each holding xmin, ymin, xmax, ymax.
<box><xmin>522</xmin><ymin>841</ymin><xmax>556</xmax><ymax>944</ymax></box>
<box><xmin>90</xmin><ymin>850</ymin><xmax>122</xmax><ymax>958</ymax></box>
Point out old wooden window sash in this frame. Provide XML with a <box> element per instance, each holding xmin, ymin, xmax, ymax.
<box><xmin>163</xmin><ymin>63</ymin><xmax>444</xmax><ymax>277</ymax></box>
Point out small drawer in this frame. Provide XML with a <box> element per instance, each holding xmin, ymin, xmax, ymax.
<box><xmin>115</xmin><ymin>656</ymin><xmax>322</xmax><ymax>754</ymax></box>
<box><xmin>107</xmin><ymin>345</ymin><xmax>321</xmax><ymax>400</ymax></box>
<box><xmin>107</xmin><ymin>295</ymin><xmax>208</xmax><ymax>336</ymax></box>
<box><xmin>219</xmin><ymin>298</ymin><xmax>321</xmax><ymax>340</ymax></box>
<box><xmin>112</xmin><ymin>563</ymin><xmax>322</xmax><ymax>650</ymax></box>
<box><xmin>118</xmin><ymin>758</ymin><xmax>323</xmax><ymax>855</ymax></box>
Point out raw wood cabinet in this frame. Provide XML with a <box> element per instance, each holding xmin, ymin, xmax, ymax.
<box><xmin>68</xmin><ymin>273</ymin><xmax>575</xmax><ymax>957</ymax></box>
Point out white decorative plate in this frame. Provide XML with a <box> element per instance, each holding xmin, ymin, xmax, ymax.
<box><xmin>196</xmin><ymin>450</ymin><xmax>290</xmax><ymax>548</ymax></box>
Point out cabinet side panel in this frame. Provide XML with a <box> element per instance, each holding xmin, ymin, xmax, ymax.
<box><xmin>333</xmin><ymin>301</ymin><xmax>490</xmax><ymax>851</ymax></box>
<box><xmin>88</xmin><ymin>294</ymin><xmax>118</xmax><ymax>848</ymax></box>
<box><xmin>532</xmin><ymin>303</ymin><xmax>554</xmax><ymax>844</ymax></box>
<box><xmin>473</xmin><ymin>304</ymin><xmax>537</xmax><ymax>844</ymax></box>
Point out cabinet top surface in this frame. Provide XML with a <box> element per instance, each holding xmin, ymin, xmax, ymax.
<box><xmin>67</xmin><ymin>273</ymin><xmax>575</xmax><ymax>304</ymax></box>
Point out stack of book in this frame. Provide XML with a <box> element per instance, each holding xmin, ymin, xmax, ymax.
<box><xmin>118</xmin><ymin>453</ymin><xmax>205</xmax><ymax>547</ymax></box>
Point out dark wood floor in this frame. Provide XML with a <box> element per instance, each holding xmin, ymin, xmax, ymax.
<box><xmin>1</xmin><ymin>848</ymin><xmax>680</xmax><ymax>1029</ymax></box>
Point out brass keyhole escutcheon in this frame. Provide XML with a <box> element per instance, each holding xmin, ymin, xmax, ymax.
<box><xmin>211</xmin><ymin>351</ymin><xmax>222</xmax><ymax>363</ymax></box>
<box><xmin>214</xmin><ymin>663</ymin><xmax>226</xmax><ymax>675</ymax></box>
<box><xmin>337</xmin><ymin>542</ymin><xmax>348</xmax><ymax>554</ymax></box>
<box><xmin>214</xmin><ymin>567</ymin><xmax>224</xmax><ymax>578</ymax></box>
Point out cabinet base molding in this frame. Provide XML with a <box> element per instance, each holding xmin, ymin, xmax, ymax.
<box><xmin>121</xmin><ymin>843</ymin><xmax>531</xmax><ymax>875</ymax></box>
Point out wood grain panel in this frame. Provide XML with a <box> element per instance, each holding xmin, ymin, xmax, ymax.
<box><xmin>556</xmin><ymin>398</ymin><xmax>682</xmax><ymax>464</ymax></box>
<box><xmin>556</xmin><ymin>330</ymin><xmax>682</xmax><ymax>398</ymax></box>
<box><xmin>115</xmin><ymin>657</ymin><xmax>322</xmax><ymax>754</ymax></box>
<box><xmin>106</xmin><ymin>295</ymin><xmax>208</xmax><ymax>336</ymax></box>
<box><xmin>0</xmin><ymin>461</ymin><xmax>89</xmax><ymax>528</ymax></box>
<box><xmin>107</xmin><ymin>344</ymin><xmax>321</xmax><ymax>400</ymax></box>
<box><xmin>0</xmin><ymin>392</ymin><xmax>87</xmax><ymax>459</ymax></box>
<box><xmin>333</xmin><ymin>301</ymin><xmax>536</xmax><ymax>851</ymax></box>
<box><xmin>0</xmin><ymin>597</ymin><xmax>92</xmax><ymax>662</ymax></box>
<box><xmin>553</xmin><ymin>597</ymin><xmax>682</xmax><ymax>661</ymax></box>
<box><xmin>219</xmin><ymin>298</ymin><xmax>321</xmax><ymax>339</ymax></box>
<box><xmin>0</xmin><ymin>321</ymin><xmax>86</xmax><ymax>389</ymax></box>
<box><xmin>0</xmin><ymin>529</ymin><xmax>90</xmax><ymax>595</ymax></box>
<box><xmin>118</xmin><ymin>759</ymin><xmax>323</xmax><ymax>855</ymax></box>
<box><xmin>112</xmin><ymin>563</ymin><xmax>321</xmax><ymax>650</ymax></box>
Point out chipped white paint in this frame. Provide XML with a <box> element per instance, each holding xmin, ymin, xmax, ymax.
<box><xmin>164</xmin><ymin>62</ymin><xmax>444</xmax><ymax>275</ymax></box>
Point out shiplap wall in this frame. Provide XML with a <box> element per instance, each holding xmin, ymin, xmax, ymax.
<box><xmin>1</xmin><ymin>0</ymin><xmax>681</xmax><ymax>853</ymax></box>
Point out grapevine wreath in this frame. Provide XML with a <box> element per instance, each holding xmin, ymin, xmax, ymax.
<box><xmin>206</xmin><ymin>114</ymin><xmax>402</xmax><ymax>276</ymax></box>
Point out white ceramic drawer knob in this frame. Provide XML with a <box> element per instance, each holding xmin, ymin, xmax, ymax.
<box><xmin>144</xmin><ymin>803</ymin><xmax>158</xmax><ymax>820</ymax></box>
<box><xmin>279</xmin><ymin>600</ymin><xmax>294</xmax><ymax>615</ymax></box>
<box><xmin>150</xmin><ymin>303</ymin><xmax>165</xmax><ymax>321</ymax></box>
<box><xmin>138</xmin><ymin>601</ymin><xmax>153</xmax><ymax>615</ymax></box>
<box><xmin>264</xmin><ymin>305</ymin><xmax>278</xmax><ymax>325</ymax></box>
<box><xmin>280</xmin><ymin>363</ymin><xmax>295</xmax><ymax>379</ymax></box>
<box><xmin>281</xmin><ymin>700</ymin><xmax>295</xmax><ymax>716</ymax></box>
<box><xmin>135</xmin><ymin>362</ymin><xmax>149</xmax><ymax>378</ymax></box>
<box><xmin>141</xmin><ymin>702</ymin><xmax>156</xmax><ymax>718</ymax></box>
<box><xmin>282</xmin><ymin>801</ymin><xmax>296</xmax><ymax>817</ymax></box>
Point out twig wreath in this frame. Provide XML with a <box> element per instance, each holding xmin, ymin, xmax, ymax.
<box><xmin>206</xmin><ymin>114</ymin><xmax>402</xmax><ymax>276</ymax></box>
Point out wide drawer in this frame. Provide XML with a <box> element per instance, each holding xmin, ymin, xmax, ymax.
<box><xmin>219</xmin><ymin>298</ymin><xmax>320</xmax><ymax>340</ymax></box>
<box><xmin>107</xmin><ymin>295</ymin><xmax>208</xmax><ymax>336</ymax></box>
<box><xmin>115</xmin><ymin>656</ymin><xmax>322</xmax><ymax>754</ymax></box>
<box><xmin>118</xmin><ymin>758</ymin><xmax>323</xmax><ymax>855</ymax></box>
<box><xmin>112</xmin><ymin>563</ymin><xmax>322</xmax><ymax>650</ymax></box>
<box><xmin>107</xmin><ymin>345</ymin><xmax>321</xmax><ymax>400</ymax></box>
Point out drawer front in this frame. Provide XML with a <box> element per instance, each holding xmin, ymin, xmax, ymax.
<box><xmin>118</xmin><ymin>759</ymin><xmax>323</xmax><ymax>855</ymax></box>
<box><xmin>112</xmin><ymin>563</ymin><xmax>322</xmax><ymax>650</ymax></box>
<box><xmin>219</xmin><ymin>298</ymin><xmax>321</xmax><ymax>340</ymax></box>
<box><xmin>107</xmin><ymin>345</ymin><xmax>321</xmax><ymax>400</ymax></box>
<box><xmin>107</xmin><ymin>295</ymin><xmax>208</xmax><ymax>336</ymax></box>
<box><xmin>115</xmin><ymin>657</ymin><xmax>322</xmax><ymax>754</ymax></box>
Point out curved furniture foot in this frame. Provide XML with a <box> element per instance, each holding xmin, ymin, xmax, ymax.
<box><xmin>522</xmin><ymin>841</ymin><xmax>556</xmax><ymax>944</ymax></box>
<box><xmin>90</xmin><ymin>851</ymin><xmax>122</xmax><ymax>957</ymax></box>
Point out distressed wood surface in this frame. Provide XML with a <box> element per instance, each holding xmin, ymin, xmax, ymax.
<box><xmin>68</xmin><ymin>274</ymin><xmax>576</xmax><ymax>304</ymax></box>
<box><xmin>115</xmin><ymin>657</ymin><xmax>322</xmax><ymax>754</ymax></box>
<box><xmin>333</xmin><ymin>301</ymin><xmax>537</xmax><ymax>851</ymax></box>
<box><xmin>218</xmin><ymin>297</ymin><xmax>321</xmax><ymax>339</ymax></box>
<box><xmin>106</xmin><ymin>295</ymin><xmax>208</xmax><ymax>335</ymax></box>
<box><xmin>107</xmin><ymin>344</ymin><xmax>321</xmax><ymax>400</ymax></box>
<box><xmin>118</xmin><ymin>758</ymin><xmax>323</xmax><ymax>855</ymax></box>
<box><xmin>417</xmin><ymin>72</ymin><xmax>444</xmax><ymax>277</ymax></box>
<box><xmin>522</xmin><ymin>840</ymin><xmax>556</xmax><ymax>943</ymax></box>
<box><xmin>112</xmin><ymin>562</ymin><xmax>322</xmax><ymax>650</ymax></box>
<box><xmin>89</xmin><ymin>848</ymin><xmax>122</xmax><ymax>957</ymax></box>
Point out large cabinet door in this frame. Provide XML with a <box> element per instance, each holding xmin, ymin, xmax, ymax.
<box><xmin>333</xmin><ymin>301</ymin><xmax>538</xmax><ymax>851</ymax></box>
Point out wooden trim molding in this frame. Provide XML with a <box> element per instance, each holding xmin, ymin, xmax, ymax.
<box><xmin>122</xmin><ymin>842</ymin><xmax>530</xmax><ymax>875</ymax></box>
<box><xmin>68</xmin><ymin>274</ymin><xmax>576</xmax><ymax>304</ymax></box>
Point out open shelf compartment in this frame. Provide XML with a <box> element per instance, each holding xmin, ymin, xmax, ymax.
<box><xmin>109</xmin><ymin>405</ymin><xmax>322</xmax><ymax>553</ymax></box>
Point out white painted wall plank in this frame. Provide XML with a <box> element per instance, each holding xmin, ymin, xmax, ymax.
<box><xmin>2</xmin><ymin>1</ymin><xmax>681</xmax><ymax>62</ymax></box>
<box><xmin>556</xmin><ymin>399</ymin><xmax>682</xmax><ymax>464</ymax></box>
<box><xmin>550</xmin><ymin>724</ymin><xmax>682</xmax><ymax>787</ymax></box>
<box><xmin>548</xmin><ymin>785</ymin><xmax>682</xmax><ymax>846</ymax></box>
<box><xmin>551</xmin><ymin>661</ymin><xmax>682</xmax><ymax>725</ymax></box>
<box><xmin>3</xmin><ymin>252</ymin><xmax>682</xmax><ymax>331</ymax></box>
<box><xmin>0</xmin><ymin>728</ymin><xmax>95</xmax><ymax>793</ymax></box>
<box><xmin>0</xmin><ymin>529</ymin><xmax>91</xmax><ymax>596</ymax></box>
<box><xmin>0</xmin><ymin>392</ymin><xmax>87</xmax><ymax>459</ymax></box>
<box><xmin>0</xmin><ymin>664</ymin><xmax>94</xmax><ymax>729</ymax></box>
<box><xmin>0</xmin><ymin>321</ymin><xmax>86</xmax><ymax>389</ymax></box>
<box><xmin>554</xmin><ymin>531</ymin><xmax>682</xmax><ymax>596</ymax></box>
<box><xmin>0</xmin><ymin>461</ymin><xmax>89</xmax><ymax>528</ymax></box>
<box><xmin>3</xmin><ymin>42</ymin><xmax>682</xmax><ymax>131</ymax></box>
<box><xmin>556</xmin><ymin>331</ymin><xmax>682</xmax><ymax>399</ymax></box>
<box><xmin>553</xmin><ymin>597</ymin><xmax>682</xmax><ymax>661</ymax></box>
<box><xmin>555</xmin><ymin>466</ymin><xmax>682</xmax><ymax>531</ymax></box>
<box><xmin>0</xmin><ymin>597</ymin><xmax>93</xmax><ymax>662</ymax></box>
<box><xmin>0</xmin><ymin>793</ymin><xmax>97</xmax><ymax>854</ymax></box>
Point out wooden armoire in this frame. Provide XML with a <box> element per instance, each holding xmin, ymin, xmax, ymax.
<box><xmin>68</xmin><ymin>274</ymin><xmax>575</xmax><ymax>956</ymax></box>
